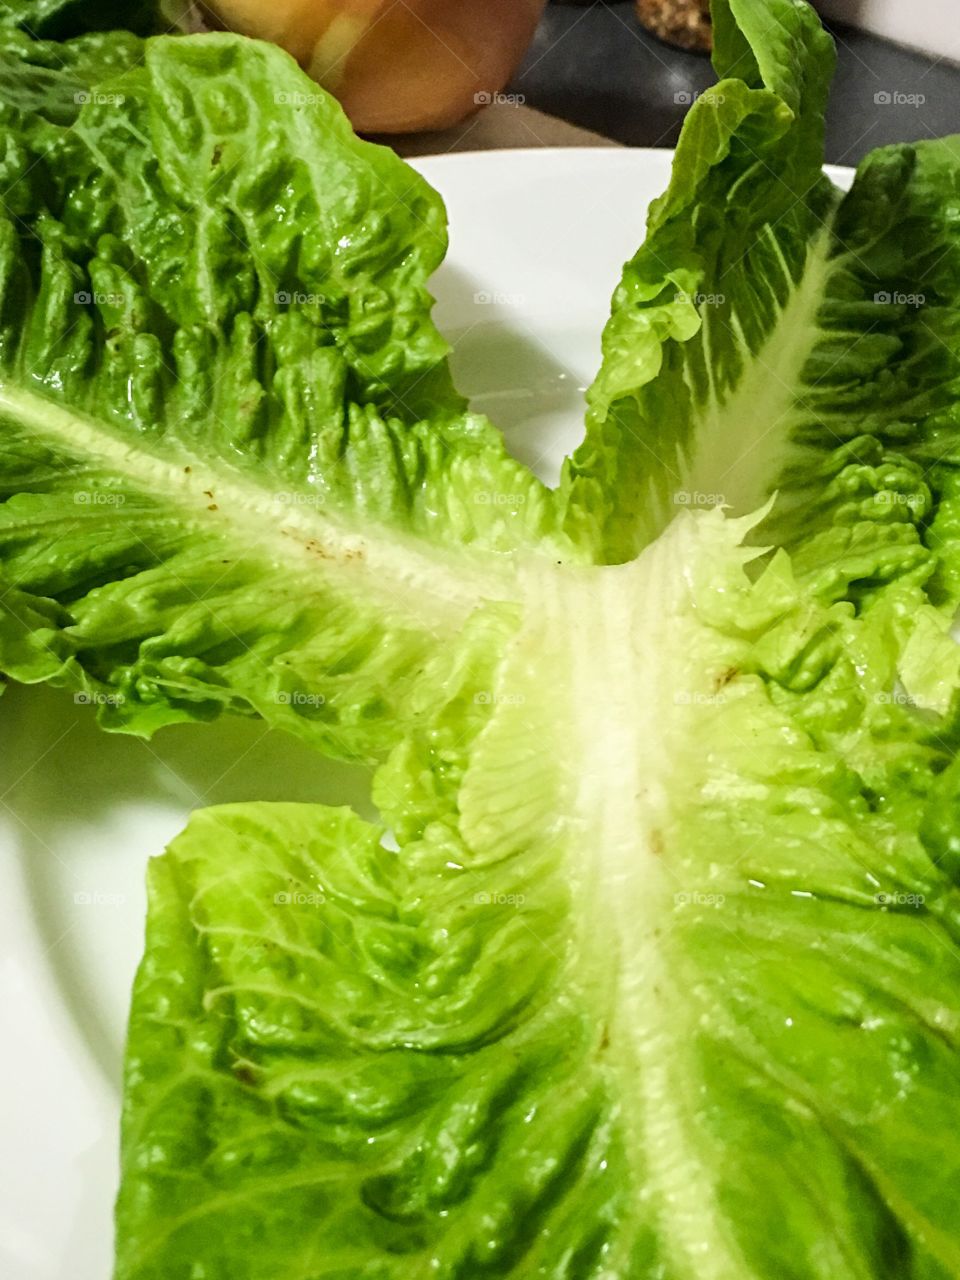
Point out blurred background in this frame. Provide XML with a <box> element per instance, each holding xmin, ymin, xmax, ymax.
<box><xmin>511</xmin><ymin>0</ymin><xmax>960</xmax><ymax>163</ymax></box>
<box><xmin>201</xmin><ymin>0</ymin><xmax>960</xmax><ymax>163</ymax></box>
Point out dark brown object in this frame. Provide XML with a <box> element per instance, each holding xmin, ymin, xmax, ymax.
<box><xmin>635</xmin><ymin>0</ymin><xmax>712</xmax><ymax>52</ymax></box>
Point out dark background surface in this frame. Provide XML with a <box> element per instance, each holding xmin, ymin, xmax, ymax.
<box><xmin>509</xmin><ymin>1</ymin><xmax>960</xmax><ymax>165</ymax></box>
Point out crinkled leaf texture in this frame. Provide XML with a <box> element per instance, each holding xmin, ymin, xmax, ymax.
<box><xmin>0</xmin><ymin>0</ymin><xmax>179</xmax><ymax>38</ymax></box>
<box><xmin>0</xmin><ymin>19</ymin><xmax>146</xmax><ymax>128</ymax></box>
<box><xmin>0</xmin><ymin>32</ymin><xmax>575</xmax><ymax>760</ymax></box>
<box><xmin>0</xmin><ymin>1</ymin><xmax>958</xmax><ymax>1277</ymax></box>
<box><xmin>117</xmin><ymin>510</ymin><xmax>960</xmax><ymax>1280</ymax></box>
<box><xmin>558</xmin><ymin>0</ymin><xmax>960</xmax><ymax>581</ymax></box>
<box><xmin>558</xmin><ymin>0</ymin><xmax>838</xmax><ymax>560</ymax></box>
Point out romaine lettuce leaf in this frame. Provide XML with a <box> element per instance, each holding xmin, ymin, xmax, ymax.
<box><xmin>115</xmin><ymin>509</ymin><xmax>960</xmax><ymax>1280</ymax></box>
<box><xmin>0</xmin><ymin>21</ymin><xmax>146</xmax><ymax>128</ymax></box>
<box><xmin>558</xmin><ymin>0</ymin><xmax>838</xmax><ymax>561</ymax></box>
<box><xmin>559</xmin><ymin>0</ymin><xmax>960</xmax><ymax>588</ymax></box>
<box><xmin>0</xmin><ymin>0</ymin><xmax>955</xmax><ymax>1273</ymax></box>
<box><xmin>768</xmin><ymin>138</ymin><xmax>960</xmax><ymax>598</ymax></box>
<box><xmin>0</xmin><ymin>0</ymin><xmax>179</xmax><ymax>38</ymax></box>
<box><xmin>0</xmin><ymin>33</ymin><xmax>575</xmax><ymax>756</ymax></box>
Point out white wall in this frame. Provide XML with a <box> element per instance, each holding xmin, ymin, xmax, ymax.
<box><xmin>816</xmin><ymin>0</ymin><xmax>959</xmax><ymax>60</ymax></box>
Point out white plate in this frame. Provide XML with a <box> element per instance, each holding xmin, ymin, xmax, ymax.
<box><xmin>0</xmin><ymin>147</ymin><xmax>851</xmax><ymax>1280</ymax></box>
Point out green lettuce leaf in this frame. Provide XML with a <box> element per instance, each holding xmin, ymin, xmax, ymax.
<box><xmin>766</xmin><ymin>138</ymin><xmax>960</xmax><ymax>601</ymax></box>
<box><xmin>0</xmin><ymin>0</ymin><xmax>956</xmax><ymax>1272</ymax></box>
<box><xmin>559</xmin><ymin>0</ymin><xmax>960</xmax><ymax>591</ymax></box>
<box><xmin>115</xmin><ymin>508</ymin><xmax>960</xmax><ymax>1280</ymax></box>
<box><xmin>99</xmin><ymin>0</ymin><xmax>960</xmax><ymax>1272</ymax></box>
<box><xmin>558</xmin><ymin>0</ymin><xmax>838</xmax><ymax>561</ymax></box>
<box><xmin>0</xmin><ymin>32</ymin><xmax>574</xmax><ymax>756</ymax></box>
<box><xmin>0</xmin><ymin>0</ymin><xmax>180</xmax><ymax>38</ymax></box>
<box><xmin>0</xmin><ymin>21</ymin><xmax>147</xmax><ymax>129</ymax></box>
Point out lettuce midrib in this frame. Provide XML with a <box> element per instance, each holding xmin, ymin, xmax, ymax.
<box><xmin>0</xmin><ymin>380</ymin><xmax>511</xmax><ymax>622</ymax></box>
<box><xmin>464</xmin><ymin>532</ymin><xmax>762</xmax><ymax>1277</ymax></box>
<box><xmin>679</xmin><ymin>223</ymin><xmax>837</xmax><ymax>521</ymax></box>
<box><xmin>564</xmin><ymin>559</ymin><xmax>750</xmax><ymax>1278</ymax></box>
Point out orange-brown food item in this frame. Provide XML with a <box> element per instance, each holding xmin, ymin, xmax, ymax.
<box><xmin>635</xmin><ymin>0</ymin><xmax>712</xmax><ymax>52</ymax></box>
<box><xmin>201</xmin><ymin>0</ymin><xmax>547</xmax><ymax>132</ymax></box>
